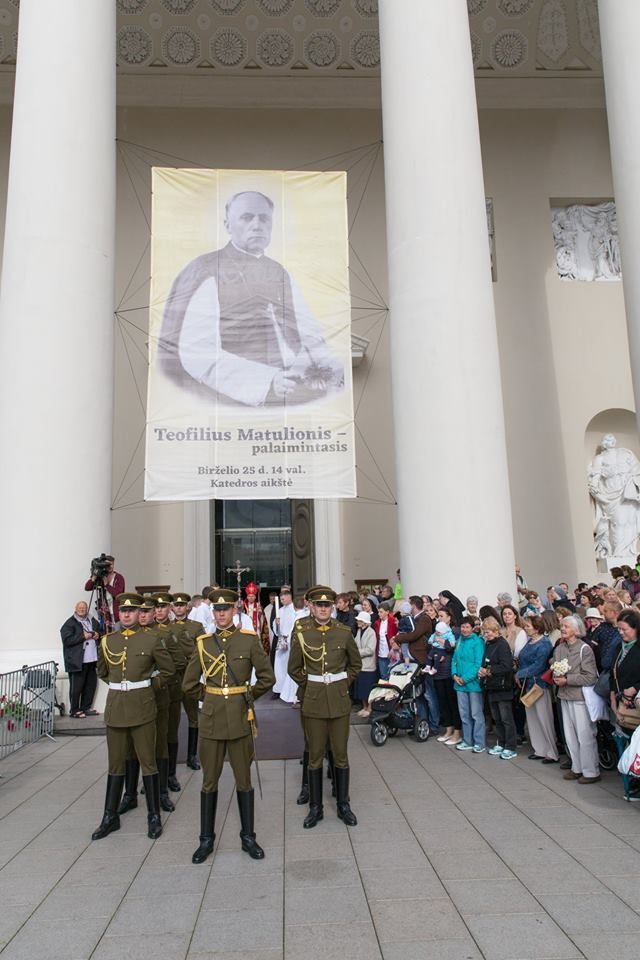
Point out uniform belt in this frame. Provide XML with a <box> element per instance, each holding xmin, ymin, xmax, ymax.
<box><xmin>307</xmin><ymin>671</ymin><xmax>348</xmax><ymax>684</ymax></box>
<box><xmin>205</xmin><ymin>685</ymin><xmax>248</xmax><ymax>696</ymax></box>
<box><xmin>109</xmin><ymin>679</ymin><xmax>152</xmax><ymax>691</ymax></box>
<box><xmin>150</xmin><ymin>670</ymin><xmax>160</xmax><ymax>678</ymax></box>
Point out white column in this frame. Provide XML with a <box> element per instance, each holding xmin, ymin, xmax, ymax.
<box><xmin>183</xmin><ymin>501</ymin><xmax>212</xmax><ymax>594</ymax></box>
<box><xmin>0</xmin><ymin>0</ymin><xmax>116</xmax><ymax>670</ymax></box>
<box><xmin>378</xmin><ymin>0</ymin><xmax>516</xmax><ymax>603</ymax></box>
<box><xmin>599</xmin><ymin>2</ymin><xmax>640</xmax><ymax>431</ymax></box>
<box><xmin>314</xmin><ymin>500</ymin><xmax>344</xmax><ymax>590</ymax></box>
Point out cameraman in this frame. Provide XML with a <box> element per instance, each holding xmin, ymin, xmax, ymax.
<box><xmin>84</xmin><ymin>554</ymin><xmax>125</xmax><ymax>628</ymax></box>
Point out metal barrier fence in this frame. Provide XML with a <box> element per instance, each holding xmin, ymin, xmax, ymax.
<box><xmin>0</xmin><ymin>661</ymin><xmax>57</xmax><ymax>760</ymax></box>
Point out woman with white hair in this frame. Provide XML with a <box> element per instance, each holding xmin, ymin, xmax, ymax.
<box><xmin>551</xmin><ymin>616</ymin><xmax>600</xmax><ymax>783</ymax></box>
<box><xmin>354</xmin><ymin>610</ymin><xmax>377</xmax><ymax>717</ymax></box>
<box><xmin>464</xmin><ymin>596</ymin><xmax>479</xmax><ymax>617</ymax></box>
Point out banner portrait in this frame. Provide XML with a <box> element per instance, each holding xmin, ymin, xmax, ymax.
<box><xmin>144</xmin><ymin>168</ymin><xmax>356</xmax><ymax>501</ymax></box>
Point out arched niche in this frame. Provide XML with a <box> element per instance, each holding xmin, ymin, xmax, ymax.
<box><xmin>585</xmin><ymin>408</ymin><xmax>639</xmax><ymax>465</ymax></box>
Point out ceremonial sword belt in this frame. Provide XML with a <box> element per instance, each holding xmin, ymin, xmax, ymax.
<box><xmin>206</xmin><ymin>684</ymin><xmax>249</xmax><ymax>696</ymax></box>
<box><xmin>109</xmin><ymin>679</ymin><xmax>152</xmax><ymax>691</ymax></box>
<box><xmin>307</xmin><ymin>671</ymin><xmax>348</xmax><ymax>684</ymax></box>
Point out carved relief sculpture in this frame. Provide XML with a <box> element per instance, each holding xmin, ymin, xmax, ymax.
<box><xmin>551</xmin><ymin>201</ymin><xmax>621</xmax><ymax>281</ymax></box>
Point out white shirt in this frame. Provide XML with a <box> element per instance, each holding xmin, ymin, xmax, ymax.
<box><xmin>233</xmin><ymin>612</ymin><xmax>254</xmax><ymax>631</ymax></box>
<box><xmin>178</xmin><ymin>271</ymin><xmax>338</xmax><ymax>406</ymax></box>
<box><xmin>378</xmin><ymin>619</ymin><xmax>389</xmax><ymax>658</ymax></box>
<box><xmin>189</xmin><ymin>604</ymin><xmax>214</xmax><ymax>633</ymax></box>
<box><xmin>277</xmin><ymin>602</ymin><xmax>297</xmax><ymax>640</ymax></box>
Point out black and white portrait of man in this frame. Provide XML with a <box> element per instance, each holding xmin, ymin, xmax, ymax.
<box><xmin>158</xmin><ymin>190</ymin><xmax>345</xmax><ymax>406</ymax></box>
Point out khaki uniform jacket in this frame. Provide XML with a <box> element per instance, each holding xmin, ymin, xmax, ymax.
<box><xmin>153</xmin><ymin>622</ymin><xmax>188</xmax><ymax>679</ymax></box>
<box><xmin>182</xmin><ymin>627</ymin><xmax>275</xmax><ymax>741</ymax></box>
<box><xmin>288</xmin><ymin>618</ymin><xmax>362</xmax><ymax>719</ymax></box>
<box><xmin>173</xmin><ymin>618</ymin><xmax>202</xmax><ymax>664</ymax></box>
<box><xmin>97</xmin><ymin>626</ymin><xmax>176</xmax><ymax>728</ymax></box>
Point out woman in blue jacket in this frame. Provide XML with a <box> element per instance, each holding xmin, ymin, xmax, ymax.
<box><xmin>451</xmin><ymin>616</ymin><xmax>486</xmax><ymax>752</ymax></box>
<box><xmin>516</xmin><ymin>615</ymin><xmax>558</xmax><ymax>763</ymax></box>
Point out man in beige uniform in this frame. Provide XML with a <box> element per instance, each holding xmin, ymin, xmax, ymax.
<box><xmin>182</xmin><ymin>588</ymin><xmax>275</xmax><ymax>864</ymax></box>
<box><xmin>92</xmin><ymin>593</ymin><xmax>175</xmax><ymax>841</ymax></box>
<box><xmin>288</xmin><ymin>586</ymin><xmax>362</xmax><ymax>829</ymax></box>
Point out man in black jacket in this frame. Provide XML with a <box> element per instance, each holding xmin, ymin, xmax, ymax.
<box><xmin>60</xmin><ymin>601</ymin><xmax>101</xmax><ymax>718</ymax></box>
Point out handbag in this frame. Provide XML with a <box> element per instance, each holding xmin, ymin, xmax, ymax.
<box><xmin>520</xmin><ymin>682</ymin><xmax>544</xmax><ymax>708</ymax></box>
<box><xmin>594</xmin><ymin>670</ymin><xmax>611</xmax><ymax>699</ymax></box>
<box><xmin>618</xmin><ymin>723</ymin><xmax>640</xmax><ymax>777</ymax></box>
<box><xmin>540</xmin><ymin>668</ymin><xmax>553</xmax><ymax>685</ymax></box>
<box><xmin>613</xmin><ymin>655</ymin><xmax>640</xmax><ymax>729</ymax></box>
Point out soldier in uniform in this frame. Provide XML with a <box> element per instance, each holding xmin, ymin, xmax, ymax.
<box><xmin>182</xmin><ymin>588</ymin><xmax>275</xmax><ymax>865</ymax></box>
<box><xmin>118</xmin><ymin>596</ymin><xmax>187</xmax><ymax>815</ymax></box>
<box><xmin>92</xmin><ymin>593</ymin><xmax>175</xmax><ymax>842</ymax></box>
<box><xmin>172</xmin><ymin>592</ymin><xmax>203</xmax><ymax>771</ymax></box>
<box><xmin>288</xmin><ymin>585</ymin><xmax>362</xmax><ymax>829</ymax></box>
<box><xmin>154</xmin><ymin>593</ymin><xmax>183</xmax><ymax>791</ymax></box>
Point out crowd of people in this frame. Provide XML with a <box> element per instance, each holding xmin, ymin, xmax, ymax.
<box><xmin>330</xmin><ymin>564</ymin><xmax>640</xmax><ymax>790</ymax></box>
<box><xmin>60</xmin><ymin>558</ymin><xmax>640</xmax><ymax>798</ymax></box>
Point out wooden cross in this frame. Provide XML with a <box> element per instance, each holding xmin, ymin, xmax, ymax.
<box><xmin>226</xmin><ymin>559</ymin><xmax>251</xmax><ymax>594</ymax></box>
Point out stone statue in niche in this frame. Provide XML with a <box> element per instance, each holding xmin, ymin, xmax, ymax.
<box><xmin>551</xmin><ymin>201</ymin><xmax>621</xmax><ymax>281</ymax></box>
<box><xmin>588</xmin><ymin>434</ymin><xmax>640</xmax><ymax>563</ymax></box>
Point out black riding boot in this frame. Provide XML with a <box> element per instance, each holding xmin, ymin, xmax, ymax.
<box><xmin>158</xmin><ymin>757</ymin><xmax>175</xmax><ymax>812</ymax></box>
<box><xmin>117</xmin><ymin>759</ymin><xmax>139</xmax><ymax>814</ymax></box>
<box><xmin>143</xmin><ymin>774</ymin><xmax>163</xmax><ymax>839</ymax></box>
<box><xmin>327</xmin><ymin>749</ymin><xmax>336</xmax><ymax>797</ymax></box>
<box><xmin>167</xmin><ymin>741</ymin><xmax>181</xmax><ymax>791</ymax></box>
<box><xmin>192</xmin><ymin>791</ymin><xmax>217</xmax><ymax>864</ymax></box>
<box><xmin>187</xmin><ymin>727</ymin><xmax>201</xmax><ymax>770</ymax></box>
<box><xmin>237</xmin><ymin>789</ymin><xmax>265</xmax><ymax>859</ymax></box>
<box><xmin>335</xmin><ymin>766</ymin><xmax>357</xmax><ymax>826</ymax></box>
<box><xmin>303</xmin><ymin>767</ymin><xmax>324</xmax><ymax>829</ymax></box>
<box><xmin>297</xmin><ymin>751</ymin><xmax>309</xmax><ymax>805</ymax></box>
<box><xmin>92</xmin><ymin>774</ymin><xmax>125</xmax><ymax>840</ymax></box>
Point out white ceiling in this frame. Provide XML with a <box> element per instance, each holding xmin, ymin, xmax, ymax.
<box><xmin>0</xmin><ymin>0</ymin><xmax>605</xmax><ymax>108</ymax></box>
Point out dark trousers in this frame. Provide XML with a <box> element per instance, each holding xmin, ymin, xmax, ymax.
<box><xmin>490</xmin><ymin>698</ymin><xmax>517</xmax><ymax>751</ymax></box>
<box><xmin>435</xmin><ymin>679</ymin><xmax>461</xmax><ymax>728</ymax></box>
<box><xmin>69</xmin><ymin>663</ymin><xmax>97</xmax><ymax>714</ymax></box>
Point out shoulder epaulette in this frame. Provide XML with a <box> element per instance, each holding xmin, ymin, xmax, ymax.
<box><xmin>240</xmin><ymin>628</ymin><xmax>257</xmax><ymax>635</ymax></box>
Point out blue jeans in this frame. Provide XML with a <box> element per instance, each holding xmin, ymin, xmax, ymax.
<box><xmin>456</xmin><ymin>690</ymin><xmax>485</xmax><ymax>748</ymax></box>
<box><xmin>423</xmin><ymin>675</ymin><xmax>440</xmax><ymax>729</ymax></box>
<box><xmin>378</xmin><ymin>657</ymin><xmax>390</xmax><ymax>681</ymax></box>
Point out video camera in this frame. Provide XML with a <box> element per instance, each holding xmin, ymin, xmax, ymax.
<box><xmin>90</xmin><ymin>553</ymin><xmax>112</xmax><ymax>581</ymax></box>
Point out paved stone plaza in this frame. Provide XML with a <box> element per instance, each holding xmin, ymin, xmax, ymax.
<box><xmin>1</xmin><ymin>727</ymin><xmax>639</xmax><ymax>960</ymax></box>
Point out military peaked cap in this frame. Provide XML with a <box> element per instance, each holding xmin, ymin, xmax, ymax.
<box><xmin>207</xmin><ymin>587</ymin><xmax>239</xmax><ymax>606</ymax></box>
<box><xmin>116</xmin><ymin>592</ymin><xmax>143</xmax><ymax>609</ymax></box>
<box><xmin>305</xmin><ymin>585</ymin><xmax>337</xmax><ymax>604</ymax></box>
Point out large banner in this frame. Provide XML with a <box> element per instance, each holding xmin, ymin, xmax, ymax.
<box><xmin>145</xmin><ymin>168</ymin><xmax>356</xmax><ymax>501</ymax></box>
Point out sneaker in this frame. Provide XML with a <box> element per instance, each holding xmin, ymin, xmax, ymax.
<box><xmin>455</xmin><ymin>741</ymin><xmax>473</xmax><ymax>751</ymax></box>
<box><xmin>577</xmin><ymin>775</ymin><xmax>601</xmax><ymax>784</ymax></box>
<box><xmin>563</xmin><ymin>771</ymin><xmax>581</xmax><ymax>780</ymax></box>
<box><xmin>488</xmin><ymin>745</ymin><xmax>504</xmax><ymax>756</ymax></box>
<box><xmin>501</xmin><ymin>749</ymin><xmax>518</xmax><ymax>760</ymax></box>
<box><xmin>472</xmin><ymin>745</ymin><xmax>486</xmax><ymax>754</ymax></box>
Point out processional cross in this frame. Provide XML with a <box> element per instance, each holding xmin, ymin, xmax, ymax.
<box><xmin>226</xmin><ymin>559</ymin><xmax>251</xmax><ymax>594</ymax></box>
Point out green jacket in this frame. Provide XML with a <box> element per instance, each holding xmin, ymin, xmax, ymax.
<box><xmin>97</xmin><ymin>625</ymin><xmax>175</xmax><ymax>728</ymax></box>
<box><xmin>288</xmin><ymin>617</ymin><xmax>362</xmax><ymax>719</ymax></box>
<box><xmin>182</xmin><ymin>627</ymin><xmax>274</xmax><ymax>741</ymax></box>
<box><xmin>172</xmin><ymin>617</ymin><xmax>203</xmax><ymax>666</ymax></box>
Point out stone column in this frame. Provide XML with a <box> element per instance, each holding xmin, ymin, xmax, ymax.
<box><xmin>0</xmin><ymin>0</ymin><xmax>116</xmax><ymax>669</ymax></box>
<box><xmin>600</xmin><ymin>2</ymin><xmax>640</xmax><ymax>432</ymax></box>
<box><xmin>378</xmin><ymin>0</ymin><xmax>516</xmax><ymax>601</ymax></box>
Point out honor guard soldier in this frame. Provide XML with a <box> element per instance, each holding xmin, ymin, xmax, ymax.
<box><xmin>92</xmin><ymin>593</ymin><xmax>175</xmax><ymax>842</ymax></box>
<box><xmin>154</xmin><ymin>593</ymin><xmax>184</xmax><ymax>791</ymax></box>
<box><xmin>288</xmin><ymin>585</ymin><xmax>362</xmax><ymax>829</ymax></box>
<box><xmin>172</xmin><ymin>592</ymin><xmax>203</xmax><ymax>771</ymax></box>
<box><xmin>182</xmin><ymin>588</ymin><xmax>275</xmax><ymax>865</ymax></box>
<box><xmin>118</xmin><ymin>596</ymin><xmax>187</xmax><ymax>816</ymax></box>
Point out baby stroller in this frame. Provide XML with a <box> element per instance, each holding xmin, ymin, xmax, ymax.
<box><xmin>597</xmin><ymin>717</ymin><xmax>619</xmax><ymax>771</ymax></box>
<box><xmin>368</xmin><ymin>662</ymin><xmax>429</xmax><ymax>746</ymax></box>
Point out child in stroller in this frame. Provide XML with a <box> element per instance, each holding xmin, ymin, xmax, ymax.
<box><xmin>368</xmin><ymin>662</ymin><xmax>430</xmax><ymax>746</ymax></box>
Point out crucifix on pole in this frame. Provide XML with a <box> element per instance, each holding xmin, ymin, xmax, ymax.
<box><xmin>226</xmin><ymin>559</ymin><xmax>251</xmax><ymax>595</ymax></box>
